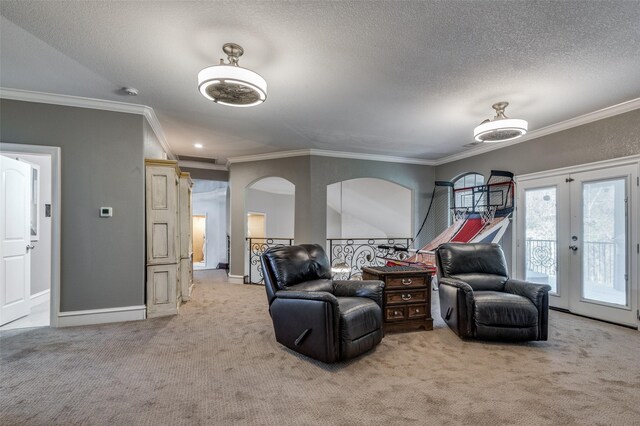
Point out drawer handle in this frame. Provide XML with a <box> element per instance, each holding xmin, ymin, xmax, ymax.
<box><xmin>393</xmin><ymin>310</ymin><xmax>400</xmax><ymax>316</ymax></box>
<box><xmin>401</xmin><ymin>294</ymin><xmax>412</xmax><ymax>301</ymax></box>
<box><xmin>401</xmin><ymin>278</ymin><xmax>412</xmax><ymax>285</ymax></box>
<box><xmin>415</xmin><ymin>308</ymin><xmax>420</xmax><ymax>313</ymax></box>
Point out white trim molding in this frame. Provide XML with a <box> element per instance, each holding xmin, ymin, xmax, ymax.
<box><xmin>57</xmin><ymin>305</ymin><xmax>146</xmax><ymax>327</ymax></box>
<box><xmin>228</xmin><ymin>274</ymin><xmax>244</xmax><ymax>284</ymax></box>
<box><xmin>0</xmin><ymin>88</ymin><xmax>174</xmax><ymax>160</ymax></box>
<box><xmin>515</xmin><ymin>154</ymin><xmax>640</xmax><ymax>182</ymax></box>
<box><xmin>434</xmin><ymin>97</ymin><xmax>640</xmax><ymax>165</ymax></box>
<box><xmin>30</xmin><ymin>289</ymin><xmax>50</xmax><ymax>306</ymax></box>
<box><xmin>227</xmin><ymin>148</ymin><xmax>436</xmax><ymax>166</ymax></box>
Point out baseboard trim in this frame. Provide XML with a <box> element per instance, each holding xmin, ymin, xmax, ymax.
<box><xmin>57</xmin><ymin>305</ymin><xmax>147</xmax><ymax>327</ymax></box>
<box><xmin>30</xmin><ymin>289</ymin><xmax>50</xmax><ymax>306</ymax></box>
<box><xmin>228</xmin><ymin>274</ymin><xmax>244</xmax><ymax>284</ymax></box>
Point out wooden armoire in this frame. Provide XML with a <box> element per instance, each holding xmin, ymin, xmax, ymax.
<box><xmin>145</xmin><ymin>160</ymin><xmax>193</xmax><ymax>318</ymax></box>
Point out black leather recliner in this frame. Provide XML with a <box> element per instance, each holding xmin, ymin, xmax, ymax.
<box><xmin>436</xmin><ymin>243</ymin><xmax>551</xmax><ymax>341</ymax></box>
<box><xmin>261</xmin><ymin>244</ymin><xmax>385</xmax><ymax>363</ymax></box>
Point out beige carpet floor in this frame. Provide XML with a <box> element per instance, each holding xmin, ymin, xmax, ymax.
<box><xmin>1</xmin><ymin>270</ymin><xmax>639</xmax><ymax>425</ymax></box>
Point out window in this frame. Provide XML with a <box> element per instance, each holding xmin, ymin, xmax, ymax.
<box><xmin>453</xmin><ymin>172</ymin><xmax>485</xmax><ymax>210</ymax></box>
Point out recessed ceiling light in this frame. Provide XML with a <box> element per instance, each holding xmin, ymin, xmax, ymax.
<box><xmin>194</xmin><ymin>143</ymin><xmax>203</xmax><ymax>148</ymax></box>
<box><xmin>122</xmin><ymin>87</ymin><xmax>139</xmax><ymax>96</ymax></box>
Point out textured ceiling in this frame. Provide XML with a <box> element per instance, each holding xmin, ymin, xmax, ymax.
<box><xmin>2</xmin><ymin>1</ymin><xmax>640</xmax><ymax>163</ymax></box>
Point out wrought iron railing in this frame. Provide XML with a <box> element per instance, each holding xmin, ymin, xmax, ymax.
<box><xmin>525</xmin><ymin>239</ymin><xmax>557</xmax><ymax>279</ymax></box>
<box><xmin>245</xmin><ymin>238</ymin><xmax>294</xmax><ymax>284</ymax></box>
<box><xmin>327</xmin><ymin>238</ymin><xmax>413</xmax><ymax>280</ymax></box>
<box><xmin>583</xmin><ymin>241</ymin><xmax>615</xmax><ymax>288</ymax></box>
<box><xmin>525</xmin><ymin>239</ymin><xmax>616</xmax><ymax>287</ymax></box>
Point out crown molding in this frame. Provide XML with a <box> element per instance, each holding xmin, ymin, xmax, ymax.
<box><xmin>227</xmin><ymin>97</ymin><xmax>640</xmax><ymax>167</ymax></box>
<box><xmin>142</xmin><ymin>109</ymin><xmax>174</xmax><ymax>160</ymax></box>
<box><xmin>432</xmin><ymin>96</ymin><xmax>640</xmax><ymax>166</ymax></box>
<box><xmin>227</xmin><ymin>149</ymin><xmax>311</xmax><ymax>164</ymax></box>
<box><xmin>178</xmin><ymin>160</ymin><xmax>228</xmax><ymax>171</ymax></box>
<box><xmin>3</xmin><ymin>88</ymin><xmax>638</xmax><ymax>169</ymax></box>
<box><xmin>308</xmin><ymin>148</ymin><xmax>436</xmax><ymax>165</ymax></box>
<box><xmin>0</xmin><ymin>88</ymin><xmax>175</xmax><ymax>160</ymax></box>
<box><xmin>227</xmin><ymin>148</ymin><xmax>436</xmax><ymax>166</ymax></box>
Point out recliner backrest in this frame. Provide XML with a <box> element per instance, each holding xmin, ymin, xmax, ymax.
<box><xmin>436</xmin><ymin>243</ymin><xmax>509</xmax><ymax>291</ymax></box>
<box><xmin>262</xmin><ymin>244</ymin><xmax>332</xmax><ymax>293</ymax></box>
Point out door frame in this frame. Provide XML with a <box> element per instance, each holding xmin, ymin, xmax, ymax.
<box><xmin>513</xmin><ymin>154</ymin><xmax>640</xmax><ymax>328</ymax></box>
<box><xmin>192</xmin><ymin>213</ymin><xmax>207</xmax><ymax>268</ymax></box>
<box><xmin>0</xmin><ymin>143</ymin><xmax>61</xmax><ymax>327</ymax></box>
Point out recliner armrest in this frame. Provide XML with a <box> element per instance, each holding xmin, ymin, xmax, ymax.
<box><xmin>438</xmin><ymin>277</ymin><xmax>474</xmax><ymax>294</ymax></box>
<box><xmin>275</xmin><ymin>290</ymin><xmax>339</xmax><ymax>306</ymax></box>
<box><xmin>438</xmin><ymin>277</ymin><xmax>475</xmax><ymax>337</ymax></box>
<box><xmin>504</xmin><ymin>279</ymin><xmax>551</xmax><ymax>307</ymax></box>
<box><xmin>332</xmin><ymin>280</ymin><xmax>385</xmax><ymax>307</ymax></box>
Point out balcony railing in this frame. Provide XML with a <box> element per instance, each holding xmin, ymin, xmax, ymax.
<box><xmin>525</xmin><ymin>239</ymin><xmax>557</xmax><ymax>278</ymax></box>
<box><xmin>245</xmin><ymin>237</ymin><xmax>413</xmax><ymax>284</ymax></box>
<box><xmin>245</xmin><ymin>238</ymin><xmax>294</xmax><ymax>284</ymax></box>
<box><xmin>327</xmin><ymin>238</ymin><xmax>413</xmax><ymax>280</ymax></box>
<box><xmin>525</xmin><ymin>239</ymin><xmax>616</xmax><ymax>288</ymax></box>
<box><xmin>583</xmin><ymin>241</ymin><xmax>616</xmax><ymax>289</ymax></box>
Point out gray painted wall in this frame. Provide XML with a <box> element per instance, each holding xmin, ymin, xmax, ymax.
<box><xmin>228</xmin><ymin>156</ymin><xmax>434</xmax><ymax>277</ymax></box>
<box><xmin>435</xmin><ymin>108</ymin><xmax>640</xmax><ymax>270</ymax></box>
<box><xmin>435</xmin><ymin>109</ymin><xmax>640</xmax><ymax>181</ymax></box>
<box><xmin>1</xmin><ymin>99</ymin><xmax>145</xmax><ymax>311</ymax></box>
<box><xmin>229</xmin><ymin>156</ymin><xmax>311</xmax><ymax>277</ymax></box>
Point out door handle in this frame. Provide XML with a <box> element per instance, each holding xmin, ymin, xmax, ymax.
<box><xmin>569</xmin><ymin>245</ymin><xmax>578</xmax><ymax>252</ymax></box>
<box><xmin>26</xmin><ymin>244</ymin><xmax>35</xmax><ymax>252</ymax></box>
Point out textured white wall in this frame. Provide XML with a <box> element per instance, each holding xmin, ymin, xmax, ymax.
<box><xmin>326</xmin><ymin>178</ymin><xmax>412</xmax><ymax>238</ymax></box>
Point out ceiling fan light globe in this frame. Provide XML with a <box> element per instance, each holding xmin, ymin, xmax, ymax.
<box><xmin>198</xmin><ymin>64</ymin><xmax>267</xmax><ymax>107</ymax></box>
<box><xmin>473</xmin><ymin>118</ymin><xmax>528</xmax><ymax>143</ymax></box>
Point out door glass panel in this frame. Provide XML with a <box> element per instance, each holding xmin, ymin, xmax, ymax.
<box><xmin>524</xmin><ymin>187</ymin><xmax>557</xmax><ymax>293</ymax></box>
<box><xmin>582</xmin><ymin>179</ymin><xmax>627</xmax><ymax>306</ymax></box>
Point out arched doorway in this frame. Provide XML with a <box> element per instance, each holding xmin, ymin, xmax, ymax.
<box><xmin>245</xmin><ymin>177</ymin><xmax>295</xmax><ymax>283</ymax></box>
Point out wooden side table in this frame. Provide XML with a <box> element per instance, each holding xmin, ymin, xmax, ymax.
<box><xmin>362</xmin><ymin>265</ymin><xmax>433</xmax><ymax>333</ymax></box>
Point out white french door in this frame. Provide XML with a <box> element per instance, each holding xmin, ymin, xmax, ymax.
<box><xmin>516</xmin><ymin>160</ymin><xmax>639</xmax><ymax>327</ymax></box>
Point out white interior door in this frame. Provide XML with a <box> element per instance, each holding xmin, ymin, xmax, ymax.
<box><xmin>517</xmin><ymin>162</ymin><xmax>638</xmax><ymax>327</ymax></box>
<box><xmin>1</xmin><ymin>155</ymin><xmax>32</xmax><ymax>326</ymax></box>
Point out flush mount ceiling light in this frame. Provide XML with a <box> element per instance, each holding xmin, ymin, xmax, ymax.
<box><xmin>473</xmin><ymin>102</ymin><xmax>528</xmax><ymax>143</ymax></box>
<box><xmin>198</xmin><ymin>43</ymin><xmax>267</xmax><ymax>107</ymax></box>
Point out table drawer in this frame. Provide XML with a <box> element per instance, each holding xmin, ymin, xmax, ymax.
<box><xmin>385</xmin><ymin>289</ymin><xmax>427</xmax><ymax>305</ymax></box>
<box><xmin>407</xmin><ymin>304</ymin><xmax>427</xmax><ymax>319</ymax></box>
<box><xmin>386</xmin><ymin>276</ymin><xmax>426</xmax><ymax>289</ymax></box>
<box><xmin>385</xmin><ymin>307</ymin><xmax>406</xmax><ymax>322</ymax></box>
